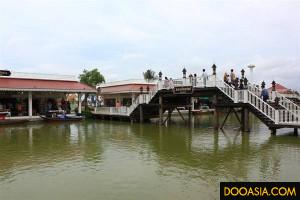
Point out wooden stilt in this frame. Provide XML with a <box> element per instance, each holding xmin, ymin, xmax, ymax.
<box><xmin>220</xmin><ymin>108</ymin><xmax>231</xmax><ymax>129</ymax></box>
<box><xmin>139</xmin><ymin>105</ymin><xmax>143</xmax><ymax>123</ymax></box>
<box><xmin>213</xmin><ymin>95</ymin><xmax>219</xmax><ymax>130</ymax></box>
<box><xmin>241</xmin><ymin>107</ymin><xmax>250</xmax><ymax>132</ymax></box>
<box><xmin>159</xmin><ymin>95</ymin><xmax>163</xmax><ymax>125</ymax></box>
<box><xmin>176</xmin><ymin>107</ymin><xmax>186</xmax><ymax>122</ymax></box>
<box><xmin>167</xmin><ymin>108</ymin><xmax>173</xmax><ymax>124</ymax></box>
<box><xmin>294</xmin><ymin>128</ymin><xmax>298</xmax><ymax>136</ymax></box>
<box><xmin>213</xmin><ymin>108</ymin><xmax>220</xmax><ymax>130</ymax></box>
<box><xmin>162</xmin><ymin>114</ymin><xmax>170</xmax><ymax>125</ymax></box>
<box><xmin>232</xmin><ymin>108</ymin><xmax>242</xmax><ymax>125</ymax></box>
<box><xmin>270</xmin><ymin>128</ymin><xmax>277</xmax><ymax>135</ymax></box>
<box><xmin>188</xmin><ymin>106</ymin><xmax>192</xmax><ymax>124</ymax></box>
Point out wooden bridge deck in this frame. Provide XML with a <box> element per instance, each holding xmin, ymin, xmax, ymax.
<box><xmin>93</xmin><ymin>79</ymin><xmax>300</xmax><ymax>135</ymax></box>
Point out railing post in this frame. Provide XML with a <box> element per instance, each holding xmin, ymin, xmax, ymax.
<box><xmin>275</xmin><ymin>110</ymin><xmax>279</xmax><ymax>124</ymax></box>
<box><xmin>243</xmin><ymin>90</ymin><xmax>248</xmax><ymax>103</ymax></box>
<box><xmin>234</xmin><ymin>90</ymin><xmax>238</xmax><ymax>103</ymax></box>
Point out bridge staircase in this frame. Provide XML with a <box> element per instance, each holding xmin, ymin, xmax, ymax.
<box><xmin>94</xmin><ymin>75</ymin><xmax>300</xmax><ymax>132</ymax></box>
<box><xmin>215</xmin><ymin>79</ymin><xmax>300</xmax><ymax>130</ymax></box>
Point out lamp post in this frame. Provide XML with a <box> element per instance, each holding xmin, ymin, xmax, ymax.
<box><xmin>261</xmin><ymin>81</ymin><xmax>265</xmax><ymax>89</ymax></box>
<box><xmin>272</xmin><ymin>80</ymin><xmax>276</xmax><ymax>91</ymax></box>
<box><xmin>241</xmin><ymin>69</ymin><xmax>245</xmax><ymax>79</ymax></box>
<box><xmin>182</xmin><ymin>68</ymin><xmax>187</xmax><ymax>79</ymax></box>
<box><xmin>158</xmin><ymin>71</ymin><xmax>162</xmax><ymax>81</ymax></box>
<box><xmin>212</xmin><ymin>64</ymin><xmax>216</xmax><ymax>75</ymax></box>
<box><xmin>271</xmin><ymin>80</ymin><xmax>277</xmax><ymax>101</ymax></box>
<box><xmin>140</xmin><ymin>86</ymin><xmax>143</xmax><ymax>94</ymax></box>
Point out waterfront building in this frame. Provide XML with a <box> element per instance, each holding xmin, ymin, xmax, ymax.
<box><xmin>95</xmin><ymin>79</ymin><xmax>156</xmax><ymax>115</ymax></box>
<box><xmin>0</xmin><ymin>71</ymin><xmax>96</xmax><ymax>119</ymax></box>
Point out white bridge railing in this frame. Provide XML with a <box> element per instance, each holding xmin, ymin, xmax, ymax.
<box><xmin>95</xmin><ymin>75</ymin><xmax>299</xmax><ymax>125</ymax></box>
<box><xmin>94</xmin><ymin>87</ymin><xmax>159</xmax><ymax>116</ymax></box>
<box><xmin>247</xmin><ymin>82</ymin><xmax>300</xmax><ymax>120</ymax></box>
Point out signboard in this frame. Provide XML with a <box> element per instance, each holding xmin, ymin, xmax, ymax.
<box><xmin>173</xmin><ymin>86</ymin><xmax>193</xmax><ymax>94</ymax></box>
<box><xmin>0</xmin><ymin>70</ymin><xmax>11</xmax><ymax>76</ymax></box>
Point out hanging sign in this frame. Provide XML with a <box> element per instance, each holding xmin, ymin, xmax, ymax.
<box><xmin>173</xmin><ymin>86</ymin><xmax>193</xmax><ymax>94</ymax></box>
<box><xmin>0</xmin><ymin>70</ymin><xmax>11</xmax><ymax>76</ymax></box>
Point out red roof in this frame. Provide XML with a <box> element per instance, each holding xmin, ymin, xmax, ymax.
<box><xmin>268</xmin><ymin>83</ymin><xmax>288</xmax><ymax>93</ymax></box>
<box><xmin>0</xmin><ymin>78</ymin><xmax>96</xmax><ymax>93</ymax></box>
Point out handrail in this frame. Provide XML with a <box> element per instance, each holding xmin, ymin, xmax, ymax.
<box><xmin>94</xmin><ymin>76</ymin><xmax>300</xmax><ymax>125</ymax></box>
<box><xmin>247</xmin><ymin>81</ymin><xmax>300</xmax><ymax>117</ymax></box>
<box><xmin>247</xmin><ymin>90</ymin><xmax>276</xmax><ymax>122</ymax></box>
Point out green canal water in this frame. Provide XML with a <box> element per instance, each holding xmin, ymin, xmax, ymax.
<box><xmin>0</xmin><ymin>115</ymin><xmax>299</xmax><ymax>200</ymax></box>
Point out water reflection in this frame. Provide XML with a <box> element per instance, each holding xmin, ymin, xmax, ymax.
<box><xmin>0</xmin><ymin>117</ymin><xmax>299</xmax><ymax>200</ymax></box>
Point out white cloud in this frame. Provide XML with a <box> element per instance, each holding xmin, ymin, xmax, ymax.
<box><xmin>0</xmin><ymin>0</ymin><xmax>299</xmax><ymax>90</ymax></box>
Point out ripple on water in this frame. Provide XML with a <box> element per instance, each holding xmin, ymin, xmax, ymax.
<box><xmin>0</xmin><ymin>119</ymin><xmax>299</xmax><ymax>200</ymax></box>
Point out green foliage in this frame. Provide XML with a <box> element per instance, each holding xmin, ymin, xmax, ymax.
<box><xmin>143</xmin><ymin>69</ymin><xmax>157</xmax><ymax>81</ymax></box>
<box><xmin>79</xmin><ymin>68</ymin><xmax>105</xmax><ymax>87</ymax></box>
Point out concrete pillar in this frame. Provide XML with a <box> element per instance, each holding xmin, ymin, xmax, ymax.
<box><xmin>78</xmin><ymin>93</ymin><xmax>82</xmax><ymax>114</ymax></box>
<box><xmin>159</xmin><ymin>95</ymin><xmax>163</xmax><ymax>125</ymax></box>
<box><xmin>28</xmin><ymin>91</ymin><xmax>32</xmax><ymax>117</ymax></box>
<box><xmin>241</xmin><ymin>107</ymin><xmax>250</xmax><ymax>132</ymax></box>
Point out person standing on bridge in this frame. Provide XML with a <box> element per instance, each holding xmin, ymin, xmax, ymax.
<box><xmin>223</xmin><ymin>72</ymin><xmax>229</xmax><ymax>84</ymax></box>
<box><xmin>261</xmin><ymin>85</ymin><xmax>269</xmax><ymax>102</ymax></box>
<box><xmin>201</xmin><ymin>69</ymin><xmax>208</xmax><ymax>87</ymax></box>
<box><xmin>230</xmin><ymin>69</ymin><xmax>236</xmax><ymax>86</ymax></box>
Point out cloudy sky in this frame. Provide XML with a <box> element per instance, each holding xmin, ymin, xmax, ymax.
<box><xmin>0</xmin><ymin>0</ymin><xmax>299</xmax><ymax>90</ymax></box>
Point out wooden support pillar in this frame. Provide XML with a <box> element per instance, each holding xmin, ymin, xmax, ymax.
<box><xmin>28</xmin><ymin>91</ymin><xmax>32</xmax><ymax>117</ymax></box>
<box><xmin>139</xmin><ymin>105</ymin><xmax>143</xmax><ymax>123</ymax></box>
<box><xmin>176</xmin><ymin>107</ymin><xmax>186</xmax><ymax>122</ymax></box>
<box><xmin>220</xmin><ymin>108</ymin><xmax>231</xmax><ymax>129</ymax></box>
<box><xmin>241</xmin><ymin>107</ymin><xmax>250</xmax><ymax>132</ymax></box>
<box><xmin>213</xmin><ymin>95</ymin><xmax>219</xmax><ymax>130</ymax></box>
<box><xmin>294</xmin><ymin>128</ymin><xmax>298</xmax><ymax>136</ymax></box>
<box><xmin>167</xmin><ymin>108</ymin><xmax>172</xmax><ymax>124</ymax></box>
<box><xmin>188</xmin><ymin>106</ymin><xmax>192</xmax><ymax>125</ymax></box>
<box><xmin>213</xmin><ymin>108</ymin><xmax>220</xmax><ymax>130</ymax></box>
<box><xmin>159</xmin><ymin>95</ymin><xmax>163</xmax><ymax>125</ymax></box>
<box><xmin>270</xmin><ymin>128</ymin><xmax>277</xmax><ymax>135</ymax></box>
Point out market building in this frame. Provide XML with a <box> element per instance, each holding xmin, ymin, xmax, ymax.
<box><xmin>0</xmin><ymin>71</ymin><xmax>96</xmax><ymax>119</ymax></box>
<box><xmin>97</xmin><ymin>79</ymin><xmax>156</xmax><ymax>107</ymax></box>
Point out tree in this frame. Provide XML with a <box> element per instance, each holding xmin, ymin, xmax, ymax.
<box><xmin>79</xmin><ymin>68</ymin><xmax>105</xmax><ymax>87</ymax></box>
<box><xmin>143</xmin><ymin>69</ymin><xmax>157</xmax><ymax>82</ymax></box>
